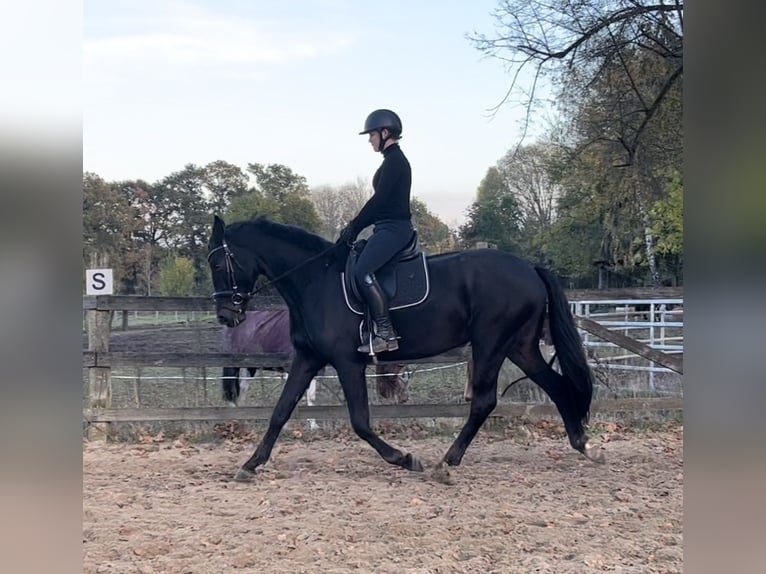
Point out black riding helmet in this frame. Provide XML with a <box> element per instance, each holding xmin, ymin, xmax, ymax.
<box><xmin>359</xmin><ymin>109</ymin><xmax>403</xmax><ymax>138</ymax></box>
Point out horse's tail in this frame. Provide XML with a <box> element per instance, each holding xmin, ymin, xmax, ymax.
<box><xmin>534</xmin><ymin>266</ymin><xmax>593</xmax><ymax>424</ymax></box>
<box><xmin>222</xmin><ymin>367</ymin><xmax>240</xmax><ymax>405</ymax></box>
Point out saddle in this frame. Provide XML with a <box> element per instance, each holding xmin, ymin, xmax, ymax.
<box><xmin>341</xmin><ymin>232</ymin><xmax>430</xmax><ymax>316</ymax></box>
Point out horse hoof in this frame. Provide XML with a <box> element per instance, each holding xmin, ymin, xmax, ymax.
<box><xmin>581</xmin><ymin>442</ymin><xmax>606</xmax><ymax>464</ymax></box>
<box><xmin>430</xmin><ymin>462</ymin><xmax>455</xmax><ymax>485</ymax></box>
<box><xmin>233</xmin><ymin>468</ymin><xmax>255</xmax><ymax>482</ymax></box>
<box><xmin>407</xmin><ymin>454</ymin><xmax>424</xmax><ymax>472</ymax></box>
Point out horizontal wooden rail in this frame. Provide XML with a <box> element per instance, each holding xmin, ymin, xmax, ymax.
<box><xmin>565</xmin><ymin>287</ymin><xmax>682</xmax><ymax>301</ymax></box>
<box><xmin>83</xmin><ymin>288</ymin><xmax>683</xmax><ymax>312</ymax></box>
<box><xmin>83</xmin><ymin>352</ymin><xmax>292</xmax><ymax>369</ymax></box>
<box><xmin>84</xmin><ymin>397</ymin><xmax>682</xmax><ymax>423</ymax></box>
<box><xmin>82</xmin><ymin>351</ymin><xmax>470</xmax><ymax>369</ymax></box>
<box><xmin>83</xmin><ymin>295</ymin><xmax>282</xmax><ymax>312</ymax></box>
<box><xmin>575</xmin><ymin>316</ymin><xmax>683</xmax><ymax>374</ymax></box>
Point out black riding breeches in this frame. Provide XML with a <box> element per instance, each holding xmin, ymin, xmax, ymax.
<box><xmin>353</xmin><ymin>219</ymin><xmax>413</xmax><ymax>286</ymax></box>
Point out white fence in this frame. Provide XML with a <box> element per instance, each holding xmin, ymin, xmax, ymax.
<box><xmin>570</xmin><ymin>298</ymin><xmax>683</xmax><ymax>392</ymax></box>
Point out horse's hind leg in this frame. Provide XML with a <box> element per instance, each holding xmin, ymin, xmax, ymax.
<box><xmin>335</xmin><ymin>361</ymin><xmax>424</xmax><ymax>472</ymax></box>
<box><xmin>508</xmin><ymin>342</ymin><xmax>590</xmax><ymax>454</ymax></box>
<box><xmin>239</xmin><ymin>367</ymin><xmax>256</xmax><ymax>404</ymax></box>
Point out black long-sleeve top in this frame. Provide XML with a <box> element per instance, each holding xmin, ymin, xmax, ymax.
<box><xmin>349</xmin><ymin>143</ymin><xmax>412</xmax><ymax>233</ymax></box>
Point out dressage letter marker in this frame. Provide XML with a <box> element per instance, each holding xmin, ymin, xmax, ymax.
<box><xmin>86</xmin><ymin>268</ymin><xmax>114</xmax><ymax>295</ymax></box>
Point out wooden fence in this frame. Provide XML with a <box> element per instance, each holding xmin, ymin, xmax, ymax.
<box><xmin>83</xmin><ymin>288</ymin><xmax>683</xmax><ymax>440</ymax></box>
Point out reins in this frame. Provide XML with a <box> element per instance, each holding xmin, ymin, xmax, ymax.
<box><xmin>249</xmin><ymin>243</ymin><xmax>339</xmax><ymax>296</ymax></box>
<box><xmin>208</xmin><ymin>238</ymin><xmax>339</xmax><ymax>303</ymax></box>
<box><xmin>499</xmin><ymin>352</ymin><xmax>559</xmax><ymax>397</ymax></box>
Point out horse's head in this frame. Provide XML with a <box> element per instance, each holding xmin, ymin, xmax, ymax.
<box><xmin>207</xmin><ymin>215</ymin><xmax>258</xmax><ymax>327</ymax></box>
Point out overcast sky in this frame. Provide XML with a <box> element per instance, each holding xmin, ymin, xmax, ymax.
<box><xmin>83</xmin><ymin>0</ymin><xmax>549</xmax><ymax>227</ymax></box>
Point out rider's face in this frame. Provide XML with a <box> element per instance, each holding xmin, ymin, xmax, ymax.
<box><xmin>368</xmin><ymin>129</ymin><xmax>388</xmax><ymax>152</ymax></box>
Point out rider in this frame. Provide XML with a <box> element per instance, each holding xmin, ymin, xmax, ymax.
<box><xmin>336</xmin><ymin>109</ymin><xmax>414</xmax><ymax>354</ymax></box>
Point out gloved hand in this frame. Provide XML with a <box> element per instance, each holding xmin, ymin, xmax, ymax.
<box><xmin>336</xmin><ymin>224</ymin><xmax>357</xmax><ymax>246</ymax></box>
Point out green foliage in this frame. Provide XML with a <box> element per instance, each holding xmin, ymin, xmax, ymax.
<box><xmin>410</xmin><ymin>198</ymin><xmax>455</xmax><ymax>253</ymax></box>
<box><xmin>497</xmin><ymin>143</ymin><xmax>564</xmax><ymax>264</ymax></box>
<box><xmin>204</xmin><ymin>160</ymin><xmax>249</xmax><ymax>215</ymax></box>
<box><xmin>158</xmin><ymin>256</ymin><xmax>196</xmax><ymax>296</ymax></box>
<box><xmin>546</xmin><ymin>181</ymin><xmax>604</xmax><ymax>280</ymax></box>
<box><xmin>248</xmin><ymin>162</ymin><xmax>310</xmax><ymax>201</ymax></box>
<box><xmin>465</xmin><ymin>1</ymin><xmax>683</xmax><ymax>286</ymax></box>
<box><xmin>82</xmin><ymin>172</ymin><xmax>139</xmax><ymax>291</ymax></box>
<box><xmin>227</xmin><ymin>163</ymin><xmax>322</xmax><ymax>231</ymax></box>
<box><xmin>458</xmin><ymin>167</ymin><xmax>524</xmax><ymax>252</ymax></box>
<box><xmin>650</xmin><ymin>171</ymin><xmax>683</xmax><ymax>256</ymax></box>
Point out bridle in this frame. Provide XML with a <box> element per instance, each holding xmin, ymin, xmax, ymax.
<box><xmin>207</xmin><ymin>238</ymin><xmax>251</xmax><ymax>308</ymax></box>
<box><xmin>207</xmin><ymin>236</ymin><xmax>341</xmax><ymax>308</ymax></box>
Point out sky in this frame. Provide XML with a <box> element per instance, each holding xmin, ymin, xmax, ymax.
<box><xmin>83</xmin><ymin>0</ymin><xmax>548</xmax><ymax>227</ymax></box>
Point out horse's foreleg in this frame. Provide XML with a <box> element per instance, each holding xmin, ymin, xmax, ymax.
<box><xmin>234</xmin><ymin>356</ymin><xmax>324</xmax><ymax>482</ymax></box>
<box><xmin>222</xmin><ymin>367</ymin><xmax>240</xmax><ymax>406</ymax></box>
<box><xmin>306</xmin><ymin>378</ymin><xmax>318</xmax><ymax>430</ymax></box>
<box><xmin>463</xmin><ymin>358</ymin><xmax>474</xmax><ymax>401</ymax></box>
<box><xmin>336</xmin><ymin>362</ymin><xmax>423</xmax><ymax>472</ymax></box>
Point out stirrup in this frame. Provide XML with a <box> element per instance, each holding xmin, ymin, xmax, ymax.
<box><xmin>357</xmin><ymin>336</ymin><xmax>399</xmax><ymax>355</ymax></box>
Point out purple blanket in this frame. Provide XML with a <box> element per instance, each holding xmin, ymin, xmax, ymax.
<box><xmin>220</xmin><ymin>309</ymin><xmax>292</xmax><ymax>354</ymax></box>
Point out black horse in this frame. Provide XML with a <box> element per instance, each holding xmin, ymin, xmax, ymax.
<box><xmin>207</xmin><ymin>215</ymin><xmax>600</xmax><ymax>482</ymax></box>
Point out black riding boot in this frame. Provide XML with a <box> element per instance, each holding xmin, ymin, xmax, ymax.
<box><xmin>358</xmin><ymin>274</ymin><xmax>399</xmax><ymax>354</ymax></box>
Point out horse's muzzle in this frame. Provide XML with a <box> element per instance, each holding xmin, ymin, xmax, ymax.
<box><xmin>216</xmin><ymin>306</ymin><xmax>246</xmax><ymax>328</ymax></box>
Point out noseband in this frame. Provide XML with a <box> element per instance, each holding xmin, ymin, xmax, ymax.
<box><xmin>207</xmin><ymin>239</ymin><xmax>251</xmax><ymax>307</ymax></box>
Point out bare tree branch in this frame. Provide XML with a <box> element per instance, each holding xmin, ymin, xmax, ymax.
<box><xmin>470</xmin><ymin>0</ymin><xmax>682</xmax><ymax>163</ymax></box>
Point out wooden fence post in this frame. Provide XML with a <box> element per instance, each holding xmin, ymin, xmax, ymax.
<box><xmin>87</xmin><ymin>308</ymin><xmax>112</xmax><ymax>441</ymax></box>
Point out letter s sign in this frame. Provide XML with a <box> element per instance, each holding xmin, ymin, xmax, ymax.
<box><xmin>86</xmin><ymin>269</ymin><xmax>114</xmax><ymax>295</ymax></box>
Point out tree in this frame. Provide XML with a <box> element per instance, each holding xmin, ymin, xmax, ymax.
<box><xmin>115</xmin><ymin>179</ymin><xmax>165</xmax><ymax>295</ymax></box>
<box><xmin>203</xmin><ymin>160</ymin><xmax>249</xmax><ymax>215</ymax></box>
<box><xmin>248</xmin><ymin>163</ymin><xmax>311</xmax><ymax>203</ymax></box>
<box><xmin>410</xmin><ymin>198</ymin><xmax>455</xmax><ymax>253</ymax></box>
<box><xmin>311</xmin><ymin>178</ymin><xmax>370</xmax><ymax>240</ymax></box>
<box><xmin>110</xmin><ymin>167</ymin><xmax>208</xmax><ymax>295</ymax></box>
<box><xmin>545</xmin><ymin>168</ymin><xmax>606</xmax><ymax>284</ymax></box>
<box><xmin>470</xmin><ymin>0</ymin><xmax>683</xmax><ymax>165</ymax></box>
<box><xmin>458</xmin><ymin>166</ymin><xmax>524</xmax><ymax>252</ymax></box>
<box><xmin>650</xmin><ymin>170</ymin><xmax>682</xmax><ymax>257</ymax></box>
<box><xmin>158</xmin><ymin>255</ymin><xmax>196</xmax><ymax>296</ymax></box>
<box><xmin>227</xmin><ymin>163</ymin><xmax>322</xmax><ymax>231</ymax></box>
<box><xmin>496</xmin><ymin>143</ymin><xmax>566</xmax><ymax>263</ymax></box>
<box><xmin>154</xmin><ymin>165</ymin><xmax>211</xmax><ymax>292</ymax></box>
<box><xmin>153</xmin><ymin>164</ymin><xmax>208</xmax><ymax>253</ymax></box>
<box><xmin>82</xmin><ymin>172</ymin><xmax>137</xmax><ymax>291</ymax></box>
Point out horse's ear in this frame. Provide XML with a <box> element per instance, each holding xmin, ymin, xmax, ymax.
<box><xmin>212</xmin><ymin>215</ymin><xmax>225</xmax><ymax>238</ymax></box>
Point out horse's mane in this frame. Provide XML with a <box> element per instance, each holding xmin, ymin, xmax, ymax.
<box><xmin>228</xmin><ymin>217</ymin><xmax>333</xmax><ymax>253</ymax></box>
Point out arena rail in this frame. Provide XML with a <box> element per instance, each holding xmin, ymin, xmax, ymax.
<box><xmin>83</xmin><ymin>289</ymin><xmax>683</xmax><ymax>440</ymax></box>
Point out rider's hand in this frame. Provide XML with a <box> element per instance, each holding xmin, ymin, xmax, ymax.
<box><xmin>337</xmin><ymin>225</ymin><xmax>356</xmax><ymax>246</ymax></box>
